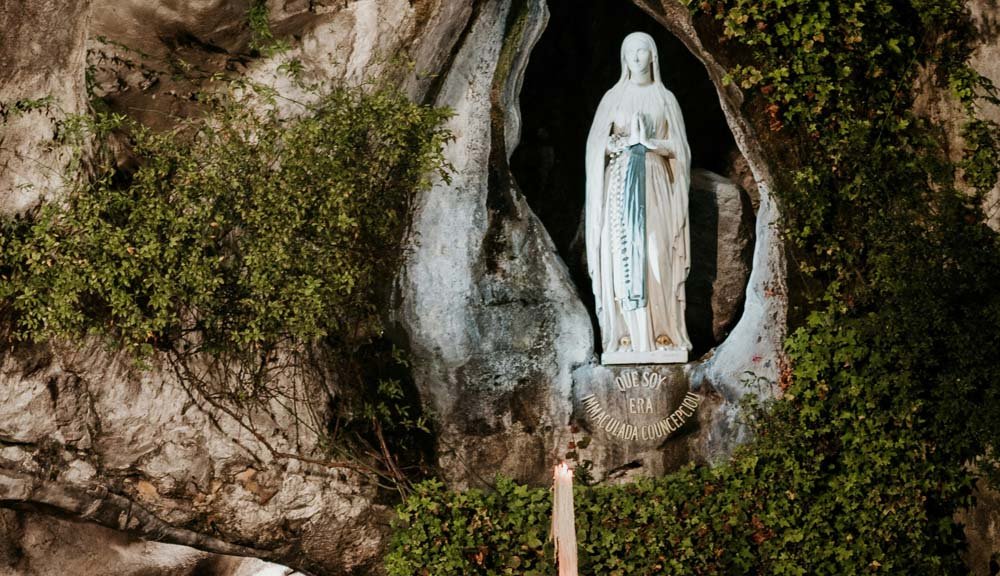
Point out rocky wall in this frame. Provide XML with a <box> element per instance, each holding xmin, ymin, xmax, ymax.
<box><xmin>0</xmin><ymin>0</ymin><xmax>793</xmax><ymax>573</ymax></box>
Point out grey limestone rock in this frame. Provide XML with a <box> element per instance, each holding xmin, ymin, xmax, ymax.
<box><xmin>0</xmin><ymin>512</ymin><xmax>299</xmax><ymax>576</ymax></box>
<box><xmin>0</xmin><ymin>0</ymin><xmax>93</xmax><ymax>215</ymax></box>
<box><xmin>392</xmin><ymin>0</ymin><xmax>592</xmax><ymax>488</ymax></box>
<box><xmin>686</xmin><ymin>168</ymin><xmax>756</xmax><ymax>351</ymax></box>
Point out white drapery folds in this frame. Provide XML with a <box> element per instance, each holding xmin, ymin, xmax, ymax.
<box><xmin>585</xmin><ymin>31</ymin><xmax>692</xmax><ymax>354</ymax></box>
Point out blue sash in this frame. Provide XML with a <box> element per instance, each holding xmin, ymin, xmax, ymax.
<box><xmin>619</xmin><ymin>143</ymin><xmax>647</xmax><ymax>311</ymax></box>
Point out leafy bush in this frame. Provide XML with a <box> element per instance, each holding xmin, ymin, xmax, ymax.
<box><xmin>0</xmin><ymin>82</ymin><xmax>450</xmax><ymax>395</ymax></box>
<box><xmin>694</xmin><ymin>0</ymin><xmax>1000</xmax><ymax>476</ymax></box>
<box><xmin>0</xmin><ymin>79</ymin><xmax>450</xmax><ymax>484</ymax></box>
<box><xmin>388</xmin><ymin>378</ymin><xmax>968</xmax><ymax>575</ymax></box>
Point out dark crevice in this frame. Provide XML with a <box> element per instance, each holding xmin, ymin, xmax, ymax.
<box><xmin>0</xmin><ymin>437</ymin><xmax>37</xmax><ymax>448</ymax></box>
<box><xmin>603</xmin><ymin>459</ymin><xmax>643</xmax><ymax>480</ymax></box>
<box><xmin>421</xmin><ymin>0</ymin><xmax>489</xmax><ymax>106</ymax></box>
<box><xmin>482</xmin><ymin>0</ymin><xmax>534</xmax><ymax>273</ymax></box>
<box><xmin>44</xmin><ymin>377</ymin><xmax>59</xmax><ymax>407</ymax></box>
<box><xmin>161</xmin><ymin>31</ymin><xmax>230</xmax><ymax>55</ymax></box>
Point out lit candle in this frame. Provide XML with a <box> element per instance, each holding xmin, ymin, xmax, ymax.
<box><xmin>552</xmin><ymin>462</ymin><xmax>578</xmax><ymax>576</ymax></box>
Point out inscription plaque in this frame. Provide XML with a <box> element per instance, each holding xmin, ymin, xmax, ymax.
<box><xmin>577</xmin><ymin>368</ymin><xmax>700</xmax><ymax>442</ymax></box>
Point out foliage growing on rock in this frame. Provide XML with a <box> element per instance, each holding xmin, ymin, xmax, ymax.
<box><xmin>388</xmin><ymin>0</ymin><xmax>1000</xmax><ymax>572</ymax></box>
<box><xmin>0</xmin><ymin>80</ymin><xmax>450</xmax><ymax>484</ymax></box>
<box><xmin>247</xmin><ymin>0</ymin><xmax>288</xmax><ymax>56</ymax></box>
<box><xmin>696</xmin><ymin>0</ymin><xmax>1000</xmax><ymax>477</ymax></box>
<box><xmin>1</xmin><ymin>83</ymin><xmax>450</xmax><ymax>357</ymax></box>
<box><xmin>389</xmin><ymin>383</ymin><xmax>970</xmax><ymax>574</ymax></box>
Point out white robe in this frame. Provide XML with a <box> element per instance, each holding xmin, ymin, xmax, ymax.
<box><xmin>585</xmin><ymin>77</ymin><xmax>692</xmax><ymax>354</ymax></box>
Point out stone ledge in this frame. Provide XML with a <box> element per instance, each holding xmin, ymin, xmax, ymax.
<box><xmin>601</xmin><ymin>349</ymin><xmax>688</xmax><ymax>365</ymax></box>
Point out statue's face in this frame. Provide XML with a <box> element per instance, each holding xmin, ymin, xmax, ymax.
<box><xmin>624</xmin><ymin>37</ymin><xmax>652</xmax><ymax>79</ymax></box>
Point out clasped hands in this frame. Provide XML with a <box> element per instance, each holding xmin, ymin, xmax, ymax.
<box><xmin>617</xmin><ymin>113</ymin><xmax>674</xmax><ymax>158</ymax></box>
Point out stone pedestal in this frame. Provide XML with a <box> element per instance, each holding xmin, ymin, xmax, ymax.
<box><xmin>601</xmin><ymin>348</ymin><xmax>687</xmax><ymax>365</ymax></box>
<box><xmin>569</xmin><ymin>363</ymin><xmax>704</xmax><ymax>481</ymax></box>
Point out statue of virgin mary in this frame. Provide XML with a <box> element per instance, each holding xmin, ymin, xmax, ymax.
<box><xmin>585</xmin><ymin>31</ymin><xmax>692</xmax><ymax>364</ymax></box>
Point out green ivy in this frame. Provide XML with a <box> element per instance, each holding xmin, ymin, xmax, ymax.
<box><xmin>694</xmin><ymin>0</ymin><xmax>1000</xmax><ymax>474</ymax></box>
<box><xmin>388</xmin><ymin>383</ymin><xmax>968</xmax><ymax>575</ymax></box>
<box><xmin>389</xmin><ymin>305</ymin><xmax>977</xmax><ymax>573</ymax></box>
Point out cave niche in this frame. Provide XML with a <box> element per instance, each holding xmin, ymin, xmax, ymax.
<box><xmin>510</xmin><ymin>0</ymin><xmax>756</xmax><ymax>357</ymax></box>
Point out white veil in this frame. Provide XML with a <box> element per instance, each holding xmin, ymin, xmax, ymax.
<box><xmin>584</xmin><ymin>31</ymin><xmax>691</xmax><ymax>345</ymax></box>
